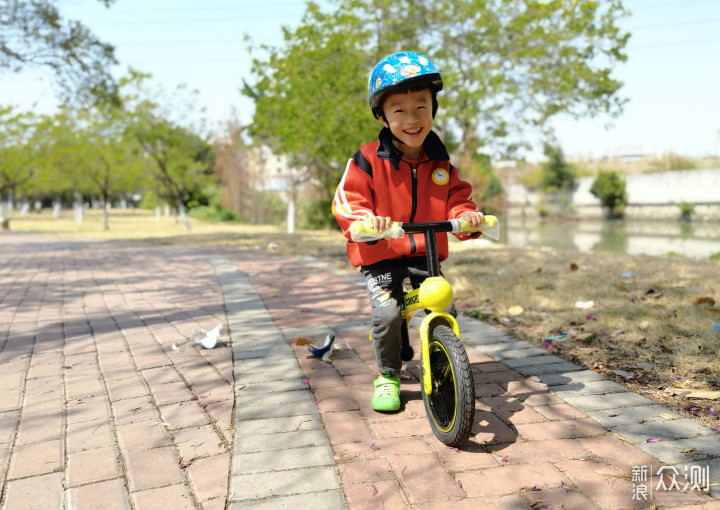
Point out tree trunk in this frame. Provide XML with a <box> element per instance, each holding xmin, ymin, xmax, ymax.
<box><xmin>177</xmin><ymin>201</ymin><xmax>191</xmax><ymax>231</ymax></box>
<box><xmin>103</xmin><ymin>202</ymin><xmax>110</xmax><ymax>231</ymax></box>
<box><xmin>286</xmin><ymin>193</ymin><xmax>295</xmax><ymax>234</ymax></box>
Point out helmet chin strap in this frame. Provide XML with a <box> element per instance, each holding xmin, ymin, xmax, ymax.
<box><xmin>376</xmin><ymin>113</ymin><xmax>405</xmax><ymax>144</ymax></box>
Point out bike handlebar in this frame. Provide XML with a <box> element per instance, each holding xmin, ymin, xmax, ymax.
<box><xmin>349</xmin><ymin>215</ymin><xmax>500</xmax><ymax>243</ymax></box>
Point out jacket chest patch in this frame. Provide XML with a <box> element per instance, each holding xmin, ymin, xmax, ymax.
<box><xmin>431</xmin><ymin>169</ymin><xmax>449</xmax><ymax>185</ymax></box>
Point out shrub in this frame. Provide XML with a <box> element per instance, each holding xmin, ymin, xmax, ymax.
<box><xmin>590</xmin><ymin>170</ymin><xmax>627</xmax><ymax>217</ymax></box>
<box><xmin>674</xmin><ymin>202</ymin><xmax>694</xmax><ymax>221</ymax></box>
<box><xmin>188</xmin><ymin>205</ymin><xmax>239</xmax><ymax>222</ymax></box>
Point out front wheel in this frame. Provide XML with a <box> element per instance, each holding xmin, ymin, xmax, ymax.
<box><xmin>421</xmin><ymin>325</ymin><xmax>475</xmax><ymax>447</ymax></box>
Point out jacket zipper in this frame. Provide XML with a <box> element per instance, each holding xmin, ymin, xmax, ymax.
<box><xmin>408</xmin><ymin>164</ymin><xmax>418</xmax><ymax>254</ymax></box>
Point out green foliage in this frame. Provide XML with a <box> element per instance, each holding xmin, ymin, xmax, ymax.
<box><xmin>297</xmin><ymin>196</ymin><xmax>337</xmax><ymax>230</ymax></box>
<box><xmin>188</xmin><ymin>205</ymin><xmax>239</xmax><ymax>222</ymax></box>
<box><xmin>187</xmin><ymin>183</ymin><xmax>239</xmax><ymax>222</ymax></box>
<box><xmin>590</xmin><ymin>170</ymin><xmax>627</xmax><ymax>214</ymax></box>
<box><xmin>246</xmin><ymin>6</ymin><xmax>377</xmax><ymax>194</ymax></box>
<box><xmin>708</xmin><ymin>252</ymin><xmax>720</xmax><ymax>261</ymax></box>
<box><xmin>0</xmin><ymin>107</ymin><xmax>37</xmax><ymax>194</ymax></box>
<box><xmin>540</xmin><ymin>144</ymin><xmax>576</xmax><ymax>192</ymax></box>
<box><xmin>246</xmin><ymin>0</ymin><xmax>629</xmax><ymax>199</ymax></box>
<box><xmin>674</xmin><ymin>202</ymin><xmax>695</xmax><ymax>221</ymax></box>
<box><xmin>0</xmin><ymin>71</ymin><xmax>214</xmax><ymax>231</ymax></box>
<box><xmin>0</xmin><ymin>0</ymin><xmax>119</xmax><ymax>106</ymax></box>
<box><xmin>121</xmin><ymin>74</ymin><xmax>214</xmax><ymax>219</ymax></box>
<box><xmin>138</xmin><ymin>190</ymin><xmax>162</xmax><ymax>209</ymax></box>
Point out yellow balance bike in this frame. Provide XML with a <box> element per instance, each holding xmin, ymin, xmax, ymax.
<box><xmin>351</xmin><ymin>215</ymin><xmax>500</xmax><ymax>446</ymax></box>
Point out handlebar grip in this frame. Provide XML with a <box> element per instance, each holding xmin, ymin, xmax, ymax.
<box><xmin>349</xmin><ymin>218</ymin><xmax>404</xmax><ymax>242</ymax></box>
<box><xmin>452</xmin><ymin>215</ymin><xmax>500</xmax><ymax>240</ymax></box>
<box><xmin>452</xmin><ymin>215</ymin><xmax>498</xmax><ymax>232</ymax></box>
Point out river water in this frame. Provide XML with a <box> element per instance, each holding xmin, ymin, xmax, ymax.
<box><xmin>501</xmin><ymin>218</ymin><xmax>720</xmax><ymax>259</ymax></box>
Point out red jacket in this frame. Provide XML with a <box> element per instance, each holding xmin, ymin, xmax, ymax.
<box><xmin>333</xmin><ymin>128</ymin><xmax>480</xmax><ymax>267</ymax></box>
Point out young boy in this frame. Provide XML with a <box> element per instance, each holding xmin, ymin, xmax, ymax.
<box><xmin>332</xmin><ymin>51</ymin><xmax>485</xmax><ymax>412</ymax></box>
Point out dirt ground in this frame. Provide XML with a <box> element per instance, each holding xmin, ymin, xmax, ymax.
<box><xmin>9</xmin><ymin>210</ymin><xmax>720</xmax><ymax>433</ymax></box>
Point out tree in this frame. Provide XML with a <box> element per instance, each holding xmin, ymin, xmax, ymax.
<box><xmin>0</xmin><ymin>107</ymin><xmax>36</xmax><ymax>196</ymax></box>
<box><xmin>117</xmin><ymin>73</ymin><xmax>214</xmax><ymax>230</ymax></box>
<box><xmin>246</xmin><ymin>4</ymin><xmax>377</xmax><ymax>197</ymax></box>
<box><xmin>212</xmin><ymin>120</ymin><xmax>255</xmax><ymax>221</ymax></box>
<box><xmin>540</xmin><ymin>144</ymin><xmax>576</xmax><ymax>192</ymax></box>
<box><xmin>590</xmin><ymin>169</ymin><xmax>627</xmax><ymax>218</ymax></box>
<box><xmin>132</xmin><ymin>115</ymin><xmax>212</xmax><ymax>230</ymax></box>
<box><xmin>69</xmin><ymin>105</ymin><xmax>151</xmax><ymax>230</ymax></box>
<box><xmin>246</xmin><ymin>0</ymin><xmax>629</xmax><ymax>210</ymax></box>
<box><xmin>1</xmin><ymin>0</ymin><xmax>119</xmax><ymax>105</ymax></box>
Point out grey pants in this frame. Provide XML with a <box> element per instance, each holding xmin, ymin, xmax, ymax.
<box><xmin>362</xmin><ymin>262</ymin><xmax>455</xmax><ymax>376</ymax></box>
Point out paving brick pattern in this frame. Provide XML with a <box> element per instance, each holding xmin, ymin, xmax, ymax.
<box><xmin>226</xmin><ymin>251</ymin><xmax>720</xmax><ymax>510</ymax></box>
<box><xmin>1</xmin><ymin>233</ymin><xmax>719</xmax><ymax>509</ymax></box>
<box><xmin>0</xmin><ymin>235</ymin><xmax>232</xmax><ymax>509</ymax></box>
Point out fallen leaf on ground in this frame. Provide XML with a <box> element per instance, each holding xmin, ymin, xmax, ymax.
<box><xmin>295</xmin><ymin>337</ymin><xmax>314</xmax><ymax>346</ymax></box>
<box><xmin>665</xmin><ymin>387</ymin><xmax>692</xmax><ymax>398</ymax></box>
<box><xmin>685</xmin><ymin>390</ymin><xmax>720</xmax><ymax>400</ymax></box>
<box><xmin>508</xmin><ymin>305</ymin><xmax>524</xmax><ymax>315</ymax></box>
<box><xmin>180</xmin><ymin>457</ymin><xmax>196</xmax><ymax>469</ymax></box>
<box><xmin>665</xmin><ymin>388</ymin><xmax>720</xmax><ymax>400</ymax></box>
<box><xmin>292</xmin><ymin>419</ymin><xmax>311</xmax><ymax>431</ymax></box>
<box><xmin>692</xmin><ymin>296</ymin><xmax>715</xmax><ymax>306</ymax></box>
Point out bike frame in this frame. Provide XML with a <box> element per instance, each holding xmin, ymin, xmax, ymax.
<box><xmin>400</xmin><ymin>222</ymin><xmax>462</xmax><ymax>395</ymax></box>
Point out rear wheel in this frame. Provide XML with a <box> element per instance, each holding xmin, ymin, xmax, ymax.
<box><xmin>421</xmin><ymin>325</ymin><xmax>475</xmax><ymax>446</ymax></box>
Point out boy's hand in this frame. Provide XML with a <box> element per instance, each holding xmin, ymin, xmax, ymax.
<box><xmin>458</xmin><ymin>211</ymin><xmax>485</xmax><ymax>233</ymax></box>
<box><xmin>365</xmin><ymin>213</ymin><xmax>393</xmax><ymax>233</ymax></box>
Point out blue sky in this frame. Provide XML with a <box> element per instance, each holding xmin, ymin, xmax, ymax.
<box><xmin>3</xmin><ymin>0</ymin><xmax>719</xmax><ymax>162</ymax></box>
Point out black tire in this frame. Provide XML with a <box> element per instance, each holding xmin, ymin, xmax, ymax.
<box><xmin>421</xmin><ymin>325</ymin><xmax>475</xmax><ymax>446</ymax></box>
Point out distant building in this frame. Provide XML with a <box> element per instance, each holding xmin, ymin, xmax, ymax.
<box><xmin>574</xmin><ymin>144</ymin><xmax>664</xmax><ymax>162</ymax></box>
<box><xmin>248</xmin><ymin>145</ymin><xmax>294</xmax><ymax>192</ymax></box>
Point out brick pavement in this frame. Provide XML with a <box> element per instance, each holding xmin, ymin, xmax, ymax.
<box><xmin>224</xmin><ymin>251</ymin><xmax>720</xmax><ymax>510</ymax></box>
<box><xmin>1</xmin><ymin>235</ymin><xmax>233</xmax><ymax>509</ymax></box>
<box><xmin>1</xmin><ymin>233</ymin><xmax>719</xmax><ymax>509</ymax></box>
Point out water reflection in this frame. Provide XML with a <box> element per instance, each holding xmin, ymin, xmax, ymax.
<box><xmin>502</xmin><ymin>218</ymin><xmax>720</xmax><ymax>258</ymax></box>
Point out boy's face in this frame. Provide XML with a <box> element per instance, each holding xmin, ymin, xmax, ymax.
<box><xmin>381</xmin><ymin>88</ymin><xmax>434</xmax><ymax>160</ymax></box>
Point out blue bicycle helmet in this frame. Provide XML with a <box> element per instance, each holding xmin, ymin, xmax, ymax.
<box><xmin>368</xmin><ymin>51</ymin><xmax>443</xmax><ymax>119</ymax></box>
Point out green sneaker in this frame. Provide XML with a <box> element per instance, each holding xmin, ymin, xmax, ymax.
<box><xmin>372</xmin><ymin>375</ymin><xmax>401</xmax><ymax>412</ymax></box>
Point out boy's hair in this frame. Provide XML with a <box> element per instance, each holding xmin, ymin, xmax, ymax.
<box><xmin>373</xmin><ymin>83</ymin><xmax>439</xmax><ymax>121</ymax></box>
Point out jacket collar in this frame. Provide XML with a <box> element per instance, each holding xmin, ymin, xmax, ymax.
<box><xmin>376</xmin><ymin>127</ymin><xmax>449</xmax><ymax>170</ymax></box>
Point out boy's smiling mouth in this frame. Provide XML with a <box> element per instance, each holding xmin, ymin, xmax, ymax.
<box><xmin>404</xmin><ymin>128</ymin><xmax>422</xmax><ymax>136</ymax></box>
